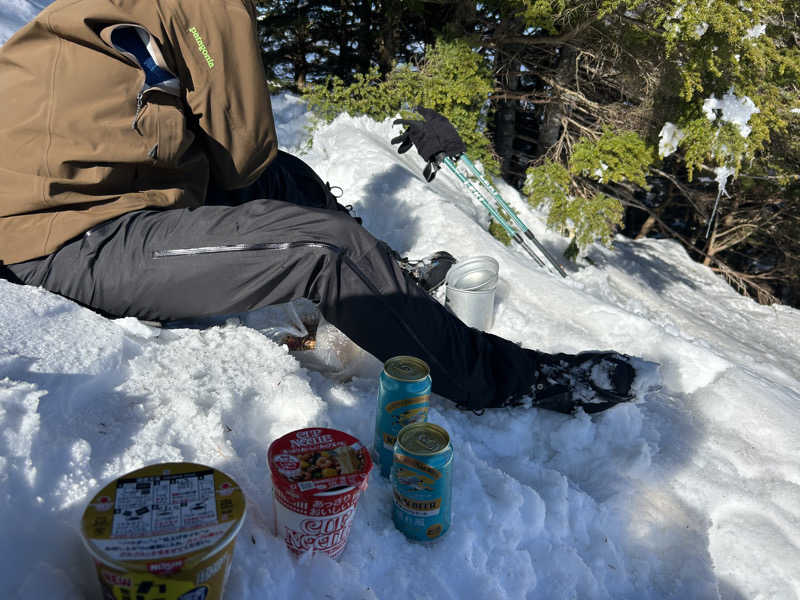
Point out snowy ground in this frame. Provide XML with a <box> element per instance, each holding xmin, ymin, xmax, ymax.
<box><xmin>0</xmin><ymin>0</ymin><xmax>45</xmax><ymax>46</ymax></box>
<box><xmin>3</xmin><ymin>10</ymin><xmax>800</xmax><ymax>600</ymax></box>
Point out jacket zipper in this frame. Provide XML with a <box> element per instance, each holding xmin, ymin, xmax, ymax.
<box><xmin>132</xmin><ymin>91</ymin><xmax>145</xmax><ymax>131</ymax></box>
<box><xmin>131</xmin><ymin>83</ymin><xmax>181</xmax><ymax>133</ymax></box>
<box><xmin>152</xmin><ymin>241</ymin><xmax>331</xmax><ymax>258</ymax></box>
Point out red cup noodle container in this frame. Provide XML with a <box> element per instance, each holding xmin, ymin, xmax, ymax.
<box><xmin>268</xmin><ymin>428</ymin><xmax>372</xmax><ymax>559</ymax></box>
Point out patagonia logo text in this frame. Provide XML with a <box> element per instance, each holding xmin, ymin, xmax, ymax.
<box><xmin>188</xmin><ymin>26</ymin><xmax>215</xmax><ymax>69</ymax></box>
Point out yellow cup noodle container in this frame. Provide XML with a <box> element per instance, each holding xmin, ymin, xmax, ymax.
<box><xmin>80</xmin><ymin>462</ymin><xmax>246</xmax><ymax>600</ymax></box>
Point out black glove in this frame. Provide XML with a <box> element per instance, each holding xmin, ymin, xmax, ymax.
<box><xmin>391</xmin><ymin>107</ymin><xmax>467</xmax><ymax>181</ymax></box>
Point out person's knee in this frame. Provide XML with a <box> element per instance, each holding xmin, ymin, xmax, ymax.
<box><xmin>317</xmin><ymin>211</ymin><xmax>377</xmax><ymax>257</ymax></box>
<box><xmin>223</xmin><ymin>200</ymin><xmax>384</xmax><ymax>266</ymax></box>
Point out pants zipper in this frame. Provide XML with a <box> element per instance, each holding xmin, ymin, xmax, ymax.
<box><xmin>152</xmin><ymin>241</ymin><xmax>331</xmax><ymax>258</ymax></box>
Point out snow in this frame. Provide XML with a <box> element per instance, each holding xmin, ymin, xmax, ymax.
<box><xmin>713</xmin><ymin>166</ymin><xmax>736</xmax><ymax>193</ymax></box>
<box><xmin>658</xmin><ymin>122</ymin><xmax>686</xmax><ymax>158</ymax></box>
<box><xmin>695</xmin><ymin>22</ymin><xmax>709</xmax><ymax>37</ymax></box>
<box><xmin>0</xmin><ymin>0</ymin><xmax>43</xmax><ymax>45</ymax></box>
<box><xmin>744</xmin><ymin>24</ymin><xmax>767</xmax><ymax>40</ymax></box>
<box><xmin>593</xmin><ymin>162</ymin><xmax>609</xmax><ymax>183</ymax></box>
<box><xmin>705</xmin><ymin>165</ymin><xmax>736</xmax><ymax>236</ymax></box>
<box><xmin>702</xmin><ymin>89</ymin><xmax>760</xmax><ymax>138</ymax></box>
<box><xmin>699</xmin><ymin>86</ymin><xmax>759</xmax><ymax>232</ymax></box>
<box><xmin>3</xmin><ymin>6</ymin><xmax>800</xmax><ymax>600</ymax></box>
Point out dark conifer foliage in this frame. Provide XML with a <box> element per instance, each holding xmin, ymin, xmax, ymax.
<box><xmin>255</xmin><ymin>0</ymin><xmax>799</xmax><ymax>306</ymax></box>
<box><xmin>256</xmin><ymin>0</ymin><xmax>435</xmax><ymax>89</ymax></box>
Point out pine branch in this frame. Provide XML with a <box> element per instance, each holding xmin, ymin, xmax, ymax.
<box><xmin>487</xmin><ymin>21</ymin><xmax>595</xmax><ymax>48</ymax></box>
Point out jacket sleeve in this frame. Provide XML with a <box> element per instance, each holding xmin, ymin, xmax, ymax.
<box><xmin>165</xmin><ymin>0</ymin><xmax>278</xmax><ymax>189</ymax></box>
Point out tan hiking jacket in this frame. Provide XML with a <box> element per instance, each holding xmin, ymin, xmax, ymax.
<box><xmin>0</xmin><ymin>0</ymin><xmax>278</xmax><ymax>265</ymax></box>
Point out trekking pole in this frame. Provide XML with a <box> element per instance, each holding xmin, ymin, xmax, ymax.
<box><xmin>442</xmin><ymin>157</ymin><xmax>546</xmax><ymax>268</ymax></box>
<box><xmin>458</xmin><ymin>154</ymin><xmax>567</xmax><ymax>278</ymax></box>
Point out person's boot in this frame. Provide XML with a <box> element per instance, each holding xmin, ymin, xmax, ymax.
<box><xmin>397</xmin><ymin>251</ymin><xmax>457</xmax><ymax>293</ymax></box>
<box><xmin>520</xmin><ymin>351</ymin><xmax>636</xmax><ymax>414</ymax></box>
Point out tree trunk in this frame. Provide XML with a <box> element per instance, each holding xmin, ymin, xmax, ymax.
<box><xmin>703</xmin><ymin>220</ymin><xmax>717</xmax><ymax>266</ymax></box>
<box><xmin>636</xmin><ymin>184</ymin><xmax>674</xmax><ymax>239</ymax></box>
<box><xmin>378</xmin><ymin>0</ymin><xmax>399</xmax><ymax>75</ymax></box>
<box><xmin>537</xmin><ymin>45</ymin><xmax>577</xmax><ymax>157</ymax></box>
<box><xmin>493</xmin><ymin>19</ymin><xmax>526</xmax><ymax>182</ymax></box>
<box><xmin>495</xmin><ymin>61</ymin><xmax>520</xmax><ymax>181</ymax></box>
<box><xmin>294</xmin><ymin>65</ymin><xmax>307</xmax><ymax>90</ymax></box>
<box><xmin>337</xmin><ymin>0</ymin><xmax>349</xmax><ymax>79</ymax></box>
<box><xmin>635</xmin><ymin>214</ymin><xmax>658</xmax><ymax>239</ymax></box>
<box><xmin>357</xmin><ymin>0</ymin><xmax>372</xmax><ymax>74</ymax></box>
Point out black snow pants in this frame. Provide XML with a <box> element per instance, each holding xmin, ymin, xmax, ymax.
<box><xmin>8</xmin><ymin>151</ymin><xmax>538</xmax><ymax>409</ymax></box>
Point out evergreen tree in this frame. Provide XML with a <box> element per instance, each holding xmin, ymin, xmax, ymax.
<box><xmin>256</xmin><ymin>0</ymin><xmax>333</xmax><ymax>89</ymax></box>
<box><xmin>256</xmin><ymin>0</ymin><xmax>799</xmax><ymax>305</ymax></box>
<box><xmin>480</xmin><ymin>0</ymin><xmax>799</xmax><ymax>304</ymax></box>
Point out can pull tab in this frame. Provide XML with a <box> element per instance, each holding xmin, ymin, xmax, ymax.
<box><xmin>417</xmin><ymin>433</ymin><xmax>440</xmax><ymax>452</ymax></box>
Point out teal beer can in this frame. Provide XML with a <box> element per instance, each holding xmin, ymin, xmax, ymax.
<box><xmin>373</xmin><ymin>356</ymin><xmax>431</xmax><ymax>477</ymax></box>
<box><xmin>390</xmin><ymin>422</ymin><xmax>453</xmax><ymax>542</ymax></box>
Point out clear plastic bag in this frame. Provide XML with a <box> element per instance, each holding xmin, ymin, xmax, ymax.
<box><xmin>166</xmin><ymin>298</ymin><xmax>381</xmax><ymax>381</ymax></box>
<box><xmin>292</xmin><ymin>317</ymin><xmax>381</xmax><ymax>382</ymax></box>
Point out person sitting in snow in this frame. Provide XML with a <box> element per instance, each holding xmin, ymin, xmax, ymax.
<box><xmin>0</xmin><ymin>0</ymin><xmax>637</xmax><ymax>414</ymax></box>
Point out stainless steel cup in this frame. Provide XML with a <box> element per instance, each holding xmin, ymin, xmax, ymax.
<box><xmin>444</xmin><ymin>256</ymin><xmax>499</xmax><ymax>330</ymax></box>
